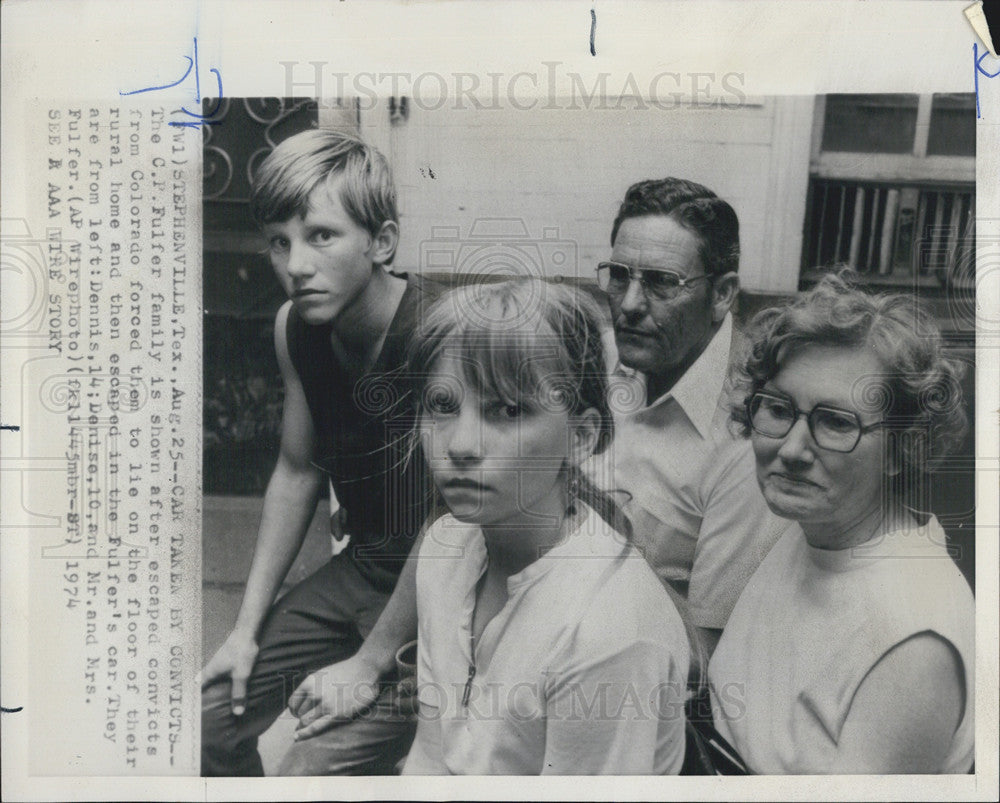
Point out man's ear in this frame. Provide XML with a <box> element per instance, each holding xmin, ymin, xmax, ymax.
<box><xmin>710</xmin><ymin>271</ymin><xmax>739</xmax><ymax>323</ymax></box>
<box><xmin>569</xmin><ymin>408</ymin><xmax>602</xmax><ymax>467</ymax></box>
<box><xmin>369</xmin><ymin>219</ymin><xmax>399</xmax><ymax>266</ymax></box>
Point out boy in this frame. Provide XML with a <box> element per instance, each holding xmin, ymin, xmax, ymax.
<box><xmin>201</xmin><ymin>129</ymin><xmax>441</xmax><ymax>776</ymax></box>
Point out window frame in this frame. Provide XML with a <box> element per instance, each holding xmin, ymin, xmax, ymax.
<box><xmin>800</xmin><ymin>94</ymin><xmax>975</xmax><ymax>290</ymax></box>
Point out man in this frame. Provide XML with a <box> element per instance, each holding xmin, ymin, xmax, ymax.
<box><xmin>291</xmin><ymin>176</ymin><xmax>787</xmax><ymax>741</ymax></box>
<box><xmin>596</xmin><ymin>178</ymin><xmax>788</xmax><ymax>656</ymax></box>
<box><xmin>200</xmin><ymin>129</ymin><xmax>442</xmax><ymax>775</ymax></box>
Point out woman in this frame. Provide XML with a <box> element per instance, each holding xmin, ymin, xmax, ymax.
<box><xmin>709</xmin><ymin>273</ymin><xmax>974</xmax><ymax>774</ymax></box>
<box><xmin>401</xmin><ymin>279</ymin><xmax>693</xmax><ymax>774</ymax></box>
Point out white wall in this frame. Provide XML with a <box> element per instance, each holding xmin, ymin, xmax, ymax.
<box><xmin>357</xmin><ymin>96</ymin><xmax>814</xmax><ymax>294</ymax></box>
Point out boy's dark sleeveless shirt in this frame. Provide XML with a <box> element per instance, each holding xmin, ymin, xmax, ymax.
<box><xmin>285</xmin><ymin>271</ymin><xmax>445</xmax><ymax>591</ymax></box>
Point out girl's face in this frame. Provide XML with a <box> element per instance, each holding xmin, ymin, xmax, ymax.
<box><xmin>420</xmin><ymin>354</ymin><xmax>594</xmax><ymax>529</ymax></box>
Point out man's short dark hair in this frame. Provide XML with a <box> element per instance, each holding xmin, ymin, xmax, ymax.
<box><xmin>610</xmin><ymin>178</ymin><xmax>740</xmax><ymax>278</ymax></box>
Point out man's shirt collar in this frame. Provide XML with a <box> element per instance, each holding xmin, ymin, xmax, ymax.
<box><xmin>615</xmin><ymin>314</ymin><xmax>733</xmax><ymax>439</ymax></box>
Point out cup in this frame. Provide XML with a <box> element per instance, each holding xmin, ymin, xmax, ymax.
<box><xmin>395</xmin><ymin>639</ymin><xmax>418</xmax><ymax>682</ymax></box>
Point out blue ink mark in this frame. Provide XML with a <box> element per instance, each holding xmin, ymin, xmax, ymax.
<box><xmin>170</xmin><ymin>67</ymin><xmax>224</xmax><ymax>127</ymax></box>
<box><xmin>119</xmin><ymin>54</ymin><xmax>194</xmax><ymax>96</ymax></box>
<box><xmin>119</xmin><ymin>37</ymin><xmax>225</xmax><ymax>128</ymax></box>
<box><xmin>974</xmin><ymin>41</ymin><xmax>1000</xmax><ymax>119</ymax></box>
<box><xmin>0</xmin><ymin>424</ymin><xmax>20</xmax><ymax>432</ymax></box>
<box><xmin>194</xmin><ymin>35</ymin><xmax>200</xmax><ymax>103</ymax></box>
<box><xmin>590</xmin><ymin>8</ymin><xmax>597</xmax><ymax>56</ymax></box>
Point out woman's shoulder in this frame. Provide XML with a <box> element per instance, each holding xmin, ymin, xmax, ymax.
<box><xmin>816</xmin><ymin>518</ymin><xmax>974</xmax><ymax>686</ymax></box>
<box><xmin>858</xmin><ymin>518</ymin><xmax>973</xmax><ymax>610</ymax></box>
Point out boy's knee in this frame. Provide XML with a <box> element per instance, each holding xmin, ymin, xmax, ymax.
<box><xmin>277</xmin><ymin>731</ymin><xmax>358</xmax><ymax>776</ymax></box>
<box><xmin>275</xmin><ymin>715</ymin><xmax>416</xmax><ymax>776</ymax></box>
<box><xmin>201</xmin><ymin>681</ymin><xmax>236</xmax><ymax>744</ymax></box>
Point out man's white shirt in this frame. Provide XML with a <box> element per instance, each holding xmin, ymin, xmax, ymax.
<box><xmin>588</xmin><ymin>314</ymin><xmax>790</xmax><ymax>630</ymax></box>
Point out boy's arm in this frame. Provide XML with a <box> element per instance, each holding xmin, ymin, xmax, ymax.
<box><xmin>355</xmin><ymin>522</ymin><xmax>423</xmax><ymax>674</ymax></box>
<box><xmin>202</xmin><ymin>301</ymin><xmax>324</xmax><ymax>714</ymax></box>
<box><xmin>289</xmin><ymin>520</ymin><xmax>423</xmax><ymax>740</ymax></box>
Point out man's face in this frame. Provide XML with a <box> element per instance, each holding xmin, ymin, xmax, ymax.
<box><xmin>608</xmin><ymin>215</ymin><xmax>717</xmax><ymax>382</ymax></box>
<box><xmin>261</xmin><ymin>176</ymin><xmax>376</xmax><ymax>326</ymax></box>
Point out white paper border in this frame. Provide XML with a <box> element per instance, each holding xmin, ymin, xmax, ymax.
<box><xmin>2</xmin><ymin>1</ymin><xmax>997</xmax><ymax>800</ymax></box>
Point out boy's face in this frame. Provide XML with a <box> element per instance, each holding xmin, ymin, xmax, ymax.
<box><xmin>262</xmin><ymin>176</ymin><xmax>377</xmax><ymax>325</ymax></box>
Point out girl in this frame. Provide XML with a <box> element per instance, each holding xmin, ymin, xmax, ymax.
<box><xmin>401</xmin><ymin>279</ymin><xmax>691</xmax><ymax>775</ymax></box>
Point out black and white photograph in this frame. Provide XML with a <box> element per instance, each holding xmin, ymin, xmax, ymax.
<box><xmin>2</xmin><ymin>1</ymin><xmax>998</xmax><ymax>800</ymax></box>
<box><xmin>200</xmin><ymin>91</ymin><xmax>978</xmax><ymax>777</ymax></box>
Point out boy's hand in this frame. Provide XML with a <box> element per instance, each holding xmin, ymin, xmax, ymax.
<box><xmin>288</xmin><ymin>656</ymin><xmax>383</xmax><ymax>741</ymax></box>
<box><xmin>201</xmin><ymin>631</ymin><xmax>259</xmax><ymax>716</ymax></box>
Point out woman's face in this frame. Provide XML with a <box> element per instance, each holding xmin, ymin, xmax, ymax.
<box><xmin>751</xmin><ymin>344</ymin><xmax>890</xmax><ymax>546</ymax></box>
<box><xmin>419</xmin><ymin>354</ymin><xmax>590</xmax><ymax>529</ymax></box>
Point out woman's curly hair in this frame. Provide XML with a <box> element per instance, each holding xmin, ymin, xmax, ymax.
<box><xmin>731</xmin><ymin>271</ymin><xmax>968</xmax><ymax>499</ymax></box>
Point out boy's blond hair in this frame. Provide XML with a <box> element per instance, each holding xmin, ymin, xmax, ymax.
<box><xmin>250</xmin><ymin>129</ymin><xmax>398</xmax><ymax>264</ymax></box>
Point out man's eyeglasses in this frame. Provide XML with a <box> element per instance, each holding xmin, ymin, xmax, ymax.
<box><xmin>746</xmin><ymin>391</ymin><xmax>884</xmax><ymax>453</ymax></box>
<box><xmin>596</xmin><ymin>261</ymin><xmax>711</xmax><ymax>301</ymax></box>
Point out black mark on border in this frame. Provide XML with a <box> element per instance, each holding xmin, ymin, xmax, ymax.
<box><xmin>984</xmin><ymin>2</ymin><xmax>1000</xmax><ymax>49</ymax></box>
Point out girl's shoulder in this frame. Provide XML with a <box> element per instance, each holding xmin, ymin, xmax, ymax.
<box><xmin>555</xmin><ymin>561</ymin><xmax>690</xmax><ymax>678</ymax></box>
<box><xmin>548</xmin><ymin>509</ymin><xmax>688</xmax><ymax>652</ymax></box>
<box><xmin>419</xmin><ymin>512</ymin><xmax>482</xmax><ymax>561</ymax></box>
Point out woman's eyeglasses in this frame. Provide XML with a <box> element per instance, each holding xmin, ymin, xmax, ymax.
<box><xmin>746</xmin><ymin>391</ymin><xmax>884</xmax><ymax>453</ymax></box>
<box><xmin>596</xmin><ymin>261</ymin><xmax>711</xmax><ymax>301</ymax></box>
